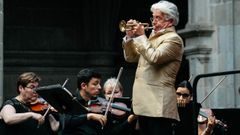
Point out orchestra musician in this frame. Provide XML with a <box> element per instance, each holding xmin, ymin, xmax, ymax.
<box><xmin>61</xmin><ymin>68</ymin><xmax>107</xmax><ymax>135</ymax></box>
<box><xmin>121</xmin><ymin>1</ymin><xmax>184</xmax><ymax>135</ymax></box>
<box><xmin>174</xmin><ymin>80</ymin><xmax>201</xmax><ymax>135</ymax></box>
<box><xmin>174</xmin><ymin>80</ymin><xmax>226</xmax><ymax>135</ymax></box>
<box><xmin>0</xmin><ymin>72</ymin><xmax>59</xmax><ymax>135</ymax></box>
<box><xmin>102</xmin><ymin>77</ymin><xmax>139</xmax><ymax>135</ymax></box>
<box><xmin>62</xmin><ymin>68</ymin><xmax>140</xmax><ymax>135</ymax></box>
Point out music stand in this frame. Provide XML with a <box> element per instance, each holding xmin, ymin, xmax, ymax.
<box><xmin>35</xmin><ymin>84</ymin><xmax>88</xmax><ymax>115</ymax></box>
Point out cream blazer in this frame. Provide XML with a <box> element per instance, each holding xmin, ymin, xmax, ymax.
<box><xmin>123</xmin><ymin>27</ymin><xmax>183</xmax><ymax>121</ymax></box>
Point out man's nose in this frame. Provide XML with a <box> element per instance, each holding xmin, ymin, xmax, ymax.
<box><xmin>179</xmin><ymin>95</ymin><xmax>184</xmax><ymax>99</ymax></box>
<box><xmin>98</xmin><ymin>84</ymin><xmax>101</xmax><ymax>89</ymax></box>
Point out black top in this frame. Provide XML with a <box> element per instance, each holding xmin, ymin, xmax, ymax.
<box><xmin>174</xmin><ymin>101</ymin><xmax>201</xmax><ymax>135</ymax></box>
<box><xmin>62</xmin><ymin>90</ymin><xmax>103</xmax><ymax>135</ymax></box>
<box><xmin>104</xmin><ymin>115</ymin><xmax>138</xmax><ymax>135</ymax></box>
<box><xmin>0</xmin><ymin>98</ymin><xmax>55</xmax><ymax>135</ymax></box>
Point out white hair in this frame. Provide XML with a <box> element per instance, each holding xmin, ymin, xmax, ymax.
<box><xmin>151</xmin><ymin>0</ymin><xmax>179</xmax><ymax>26</ymax></box>
<box><xmin>103</xmin><ymin>77</ymin><xmax>123</xmax><ymax>93</ymax></box>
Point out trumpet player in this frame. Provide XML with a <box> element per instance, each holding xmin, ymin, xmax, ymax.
<box><xmin>121</xmin><ymin>1</ymin><xmax>184</xmax><ymax>135</ymax></box>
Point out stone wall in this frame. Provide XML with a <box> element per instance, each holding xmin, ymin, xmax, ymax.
<box><xmin>179</xmin><ymin>0</ymin><xmax>240</xmax><ymax>108</ymax></box>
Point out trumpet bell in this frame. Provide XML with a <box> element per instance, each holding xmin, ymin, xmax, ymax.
<box><xmin>119</xmin><ymin>20</ymin><xmax>127</xmax><ymax>32</ymax></box>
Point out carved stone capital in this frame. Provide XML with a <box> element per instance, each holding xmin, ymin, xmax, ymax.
<box><xmin>177</xmin><ymin>23</ymin><xmax>215</xmax><ymax>38</ymax></box>
<box><xmin>185</xmin><ymin>45</ymin><xmax>212</xmax><ymax>64</ymax></box>
<box><xmin>184</xmin><ymin>45</ymin><xmax>212</xmax><ymax>56</ymax></box>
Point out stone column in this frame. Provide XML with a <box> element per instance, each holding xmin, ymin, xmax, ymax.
<box><xmin>178</xmin><ymin>0</ymin><xmax>240</xmax><ymax>108</ymax></box>
<box><xmin>0</xmin><ymin>0</ymin><xmax>3</xmax><ymax>105</ymax></box>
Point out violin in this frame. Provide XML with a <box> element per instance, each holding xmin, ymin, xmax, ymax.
<box><xmin>30</xmin><ymin>97</ymin><xmax>59</xmax><ymax>129</ymax></box>
<box><xmin>198</xmin><ymin>109</ymin><xmax>228</xmax><ymax>131</ymax></box>
<box><xmin>30</xmin><ymin>97</ymin><xmax>57</xmax><ymax>115</ymax></box>
<box><xmin>87</xmin><ymin>96</ymin><xmax>131</xmax><ymax>118</ymax></box>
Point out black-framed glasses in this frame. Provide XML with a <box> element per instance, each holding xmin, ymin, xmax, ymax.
<box><xmin>176</xmin><ymin>92</ymin><xmax>190</xmax><ymax>98</ymax></box>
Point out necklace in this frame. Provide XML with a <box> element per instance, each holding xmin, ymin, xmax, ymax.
<box><xmin>15</xmin><ymin>96</ymin><xmax>31</xmax><ymax>111</ymax></box>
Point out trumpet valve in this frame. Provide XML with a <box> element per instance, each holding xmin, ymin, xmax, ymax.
<box><xmin>119</xmin><ymin>20</ymin><xmax>152</xmax><ymax>32</ymax></box>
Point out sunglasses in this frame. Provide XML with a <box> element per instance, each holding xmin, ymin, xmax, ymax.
<box><xmin>176</xmin><ymin>92</ymin><xmax>190</xmax><ymax>98</ymax></box>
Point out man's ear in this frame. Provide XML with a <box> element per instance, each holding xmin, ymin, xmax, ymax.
<box><xmin>81</xmin><ymin>82</ymin><xmax>87</xmax><ymax>89</ymax></box>
<box><xmin>167</xmin><ymin>19</ymin><xmax>174</xmax><ymax>27</ymax></box>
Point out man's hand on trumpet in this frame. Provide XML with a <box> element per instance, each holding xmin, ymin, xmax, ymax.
<box><xmin>125</xmin><ymin>19</ymin><xmax>136</xmax><ymax>38</ymax></box>
<box><xmin>126</xmin><ymin>19</ymin><xmax>145</xmax><ymax>38</ymax></box>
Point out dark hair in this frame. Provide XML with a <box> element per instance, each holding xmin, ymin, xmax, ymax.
<box><xmin>77</xmin><ymin>68</ymin><xmax>101</xmax><ymax>89</ymax></box>
<box><xmin>16</xmin><ymin>72</ymin><xmax>41</xmax><ymax>94</ymax></box>
<box><xmin>177</xmin><ymin>80</ymin><xmax>193</xmax><ymax>95</ymax></box>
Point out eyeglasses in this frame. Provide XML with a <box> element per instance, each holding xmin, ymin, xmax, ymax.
<box><xmin>150</xmin><ymin>16</ymin><xmax>164</xmax><ymax>22</ymax></box>
<box><xmin>176</xmin><ymin>92</ymin><xmax>190</xmax><ymax>98</ymax></box>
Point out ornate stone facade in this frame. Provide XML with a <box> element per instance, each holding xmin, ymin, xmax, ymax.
<box><xmin>179</xmin><ymin>0</ymin><xmax>240</xmax><ymax>108</ymax></box>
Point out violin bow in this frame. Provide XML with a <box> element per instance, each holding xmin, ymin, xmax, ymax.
<box><xmin>188</xmin><ymin>74</ymin><xmax>193</xmax><ymax>82</ymax></box>
<box><xmin>200</xmin><ymin>75</ymin><xmax>227</xmax><ymax>104</ymax></box>
<box><xmin>37</xmin><ymin>103</ymin><xmax>51</xmax><ymax>128</ymax></box>
<box><xmin>102</xmin><ymin>67</ymin><xmax>123</xmax><ymax>128</ymax></box>
<box><xmin>191</xmin><ymin>75</ymin><xmax>228</xmax><ymax>130</ymax></box>
<box><xmin>62</xmin><ymin>78</ymin><xmax>69</xmax><ymax>87</ymax></box>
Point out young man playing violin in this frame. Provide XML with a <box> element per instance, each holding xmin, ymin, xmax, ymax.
<box><xmin>62</xmin><ymin>68</ymin><xmax>107</xmax><ymax>135</ymax></box>
<box><xmin>0</xmin><ymin>72</ymin><xmax>59</xmax><ymax>135</ymax></box>
<box><xmin>63</xmin><ymin>68</ymin><xmax>139</xmax><ymax>135</ymax></box>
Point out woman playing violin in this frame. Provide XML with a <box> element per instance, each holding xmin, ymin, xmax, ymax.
<box><xmin>174</xmin><ymin>80</ymin><xmax>201</xmax><ymax>135</ymax></box>
<box><xmin>0</xmin><ymin>72</ymin><xmax>59</xmax><ymax>135</ymax></box>
<box><xmin>175</xmin><ymin>80</ymin><xmax>226</xmax><ymax>135</ymax></box>
<box><xmin>102</xmin><ymin>77</ymin><xmax>139</xmax><ymax>135</ymax></box>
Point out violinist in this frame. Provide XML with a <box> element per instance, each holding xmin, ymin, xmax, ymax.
<box><xmin>174</xmin><ymin>80</ymin><xmax>224</xmax><ymax>135</ymax></box>
<box><xmin>0</xmin><ymin>72</ymin><xmax>59</xmax><ymax>135</ymax></box>
<box><xmin>102</xmin><ymin>77</ymin><xmax>139</xmax><ymax>135</ymax></box>
<box><xmin>62</xmin><ymin>68</ymin><xmax>107</xmax><ymax>135</ymax></box>
<box><xmin>174</xmin><ymin>80</ymin><xmax>201</xmax><ymax>135</ymax></box>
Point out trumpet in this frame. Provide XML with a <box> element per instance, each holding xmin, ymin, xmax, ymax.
<box><xmin>119</xmin><ymin>20</ymin><xmax>153</xmax><ymax>32</ymax></box>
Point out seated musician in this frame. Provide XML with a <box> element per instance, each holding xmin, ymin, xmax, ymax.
<box><xmin>62</xmin><ymin>68</ymin><xmax>107</xmax><ymax>135</ymax></box>
<box><xmin>62</xmin><ymin>68</ymin><xmax>139</xmax><ymax>135</ymax></box>
<box><xmin>0</xmin><ymin>72</ymin><xmax>59</xmax><ymax>135</ymax></box>
<box><xmin>102</xmin><ymin>77</ymin><xmax>139</xmax><ymax>135</ymax></box>
<box><xmin>175</xmin><ymin>81</ymin><xmax>216</xmax><ymax>135</ymax></box>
